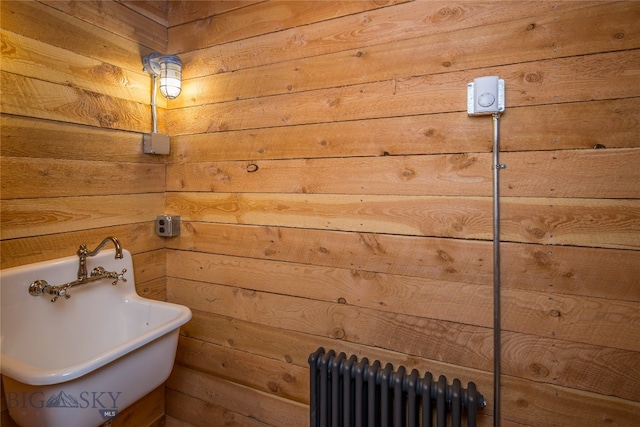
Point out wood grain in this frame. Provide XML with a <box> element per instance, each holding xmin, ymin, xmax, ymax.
<box><xmin>3</xmin><ymin>1</ymin><xmax>640</xmax><ymax>425</ymax></box>
<box><xmin>167</xmin><ymin>148</ymin><xmax>640</xmax><ymax>198</ymax></box>
<box><xmin>40</xmin><ymin>0</ymin><xmax>167</xmax><ymax>53</ymax></box>
<box><xmin>1</xmin><ymin>115</ymin><xmax>163</xmax><ymax>163</ymax></box>
<box><xmin>111</xmin><ymin>386</ymin><xmax>164</xmax><ymax>427</ymax></box>
<box><xmin>180</xmin><ymin>309</ymin><xmax>640</xmax><ymax>402</ymax></box>
<box><xmin>1</xmin><ymin>30</ymin><xmax>151</xmax><ymax>105</ymax></box>
<box><xmin>1</xmin><ymin>223</ymin><xmax>162</xmax><ymax>268</ymax></box>
<box><xmin>167</xmin><ymin>365</ymin><xmax>308</xmax><ymax>426</ymax></box>
<box><xmin>0</xmin><ymin>1</ymin><xmax>168</xmax><ymax>424</ymax></box>
<box><xmin>169</xmin><ymin>98</ymin><xmax>640</xmax><ymax>163</ymax></box>
<box><xmin>174</xmin><ymin>2</ymin><xmax>639</xmax><ymax>106</ymax></box>
<box><xmin>168</xmin><ymin>277</ymin><xmax>494</xmax><ymax>371</ymax></box>
<box><xmin>168</xmin><ymin>1</ymin><xmax>262</xmax><ymax>28</ymax></box>
<box><xmin>165</xmin><ymin>388</ymin><xmax>266</xmax><ymax>427</ymax></box>
<box><xmin>0</xmin><ymin>72</ymin><xmax>158</xmax><ymax>133</ymax></box>
<box><xmin>166</xmin><ymin>193</ymin><xmax>639</xmax><ymax>248</ymax></box>
<box><xmin>0</xmin><ymin>0</ymin><xmax>156</xmax><ymax>73</ymax></box>
<box><xmin>176</xmin><ymin>336</ymin><xmax>309</xmax><ymax>404</ymax></box>
<box><xmin>176</xmin><ymin>1</ymin><xmax>604</xmax><ymax>78</ymax></box>
<box><xmin>168</xmin><ymin>50</ymin><xmax>640</xmax><ymax>135</ymax></box>
<box><xmin>169</xmin><ymin>0</ymin><xmax>407</xmax><ymax>54</ymax></box>
<box><xmin>167</xmin><ymin>222</ymin><xmax>640</xmax><ymax>297</ymax></box>
<box><xmin>119</xmin><ymin>0</ymin><xmax>169</xmax><ymax>27</ymax></box>
<box><xmin>167</xmin><ymin>250</ymin><xmax>493</xmax><ymax>327</ymax></box>
<box><xmin>1</xmin><ymin>194</ymin><xmax>164</xmax><ymax>240</ymax></box>
<box><xmin>2</xmin><ymin>157</ymin><xmax>165</xmax><ymax>199</ymax></box>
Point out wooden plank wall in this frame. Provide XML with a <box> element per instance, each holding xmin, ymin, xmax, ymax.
<box><xmin>1</xmin><ymin>1</ymin><xmax>169</xmax><ymax>425</ymax></box>
<box><xmin>163</xmin><ymin>1</ymin><xmax>640</xmax><ymax>426</ymax></box>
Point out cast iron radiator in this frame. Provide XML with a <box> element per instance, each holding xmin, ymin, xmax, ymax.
<box><xmin>309</xmin><ymin>348</ymin><xmax>485</xmax><ymax>427</ymax></box>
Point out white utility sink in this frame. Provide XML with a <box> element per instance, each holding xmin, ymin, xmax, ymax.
<box><xmin>1</xmin><ymin>247</ymin><xmax>191</xmax><ymax>426</ymax></box>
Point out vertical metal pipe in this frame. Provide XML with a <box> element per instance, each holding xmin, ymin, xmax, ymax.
<box><xmin>151</xmin><ymin>74</ymin><xmax>158</xmax><ymax>133</ymax></box>
<box><xmin>492</xmin><ymin>112</ymin><xmax>502</xmax><ymax>427</ymax></box>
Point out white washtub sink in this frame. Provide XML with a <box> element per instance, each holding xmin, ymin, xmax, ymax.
<box><xmin>1</xmin><ymin>248</ymin><xmax>191</xmax><ymax>427</ymax></box>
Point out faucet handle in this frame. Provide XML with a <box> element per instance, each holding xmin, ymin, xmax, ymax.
<box><xmin>51</xmin><ymin>287</ymin><xmax>71</xmax><ymax>302</ymax></box>
<box><xmin>111</xmin><ymin>268</ymin><xmax>128</xmax><ymax>286</ymax></box>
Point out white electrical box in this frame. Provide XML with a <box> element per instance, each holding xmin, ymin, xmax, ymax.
<box><xmin>467</xmin><ymin>76</ymin><xmax>505</xmax><ymax>116</ymax></box>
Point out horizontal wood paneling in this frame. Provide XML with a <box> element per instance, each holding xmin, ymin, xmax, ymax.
<box><xmin>177</xmin><ymin>306</ymin><xmax>639</xmax><ymax>407</ymax></box>
<box><xmin>167</xmin><ymin>0</ymin><xmax>640</xmax><ymax>409</ymax></box>
<box><xmin>175</xmin><ymin>1</ymin><xmax>605</xmax><ymax>78</ymax></box>
<box><xmin>176</xmin><ymin>335</ymin><xmax>309</xmax><ymax>404</ymax></box>
<box><xmin>1</xmin><ymin>222</ymin><xmax>162</xmax><ymax>268</ymax></box>
<box><xmin>111</xmin><ymin>385</ymin><xmax>164</xmax><ymax>427</ymax></box>
<box><xmin>133</xmin><ymin>249</ymin><xmax>166</xmax><ymax>284</ymax></box>
<box><xmin>167</xmin><ymin>1</ymin><xmax>261</xmax><ymax>28</ymax></box>
<box><xmin>165</xmin><ymin>388</ymin><xmax>267</xmax><ymax>427</ymax></box>
<box><xmin>40</xmin><ymin>0</ymin><xmax>167</xmax><ymax>52</ymax></box>
<box><xmin>1</xmin><ymin>157</ymin><xmax>164</xmax><ymax>199</ymax></box>
<box><xmin>0</xmin><ymin>0</ymin><xmax>160</xmax><ymax>73</ymax></box>
<box><xmin>1</xmin><ymin>29</ymin><xmax>152</xmax><ymax>105</ymax></box>
<box><xmin>169</xmin><ymin>0</ymin><xmax>407</xmax><ymax>54</ymax></box>
<box><xmin>169</xmin><ymin>50</ymin><xmax>640</xmax><ymax>135</ymax></box>
<box><xmin>167</xmin><ymin>222</ymin><xmax>640</xmax><ymax>302</ymax></box>
<box><xmin>1</xmin><ymin>115</ymin><xmax>163</xmax><ymax>163</ymax></box>
<box><xmin>168</xmin><ymin>253</ymin><xmax>640</xmax><ymax>400</ymax></box>
<box><xmin>168</xmin><ymin>148</ymin><xmax>640</xmax><ymax>199</ymax></box>
<box><xmin>120</xmin><ymin>0</ymin><xmax>169</xmax><ymax>27</ymax></box>
<box><xmin>175</xmin><ymin>2</ymin><xmax>639</xmax><ymax>106</ymax></box>
<box><xmin>167</xmin><ymin>251</ymin><xmax>492</xmax><ymax>327</ymax></box>
<box><xmin>170</xmin><ymin>98</ymin><xmax>640</xmax><ymax>163</ymax></box>
<box><xmin>167</xmin><ymin>365</ymin><xmax>308</xmax><ymax>426</ymax></box>
<box><xmin>1</xmin><ymin>1</ymin><xmax>168</xmax><ymax>424</ymax></box>
<box><xmin>166</xmin><ymin>193</ymin><xmax>639</xmax><ymax>249</ymax></box>
<box><xmin>0</xmin><ymin>71</ymin><xmax>159</xmax><ymax>133</ymax></box>
<box><xmin>1</xmin><ymin>194</ymin><xmax>165</xmax><ymax>240</ymax></box>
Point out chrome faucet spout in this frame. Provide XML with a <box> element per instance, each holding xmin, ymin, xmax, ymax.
<box><xmin>77</xmin><ymin>237</ymin><xmax>123</xmax><ymax>281</ymax></box>
<box><xmin>86</xmin><ymin>237</ymin><xmax>123</xmax><ymax>259</ymax></box>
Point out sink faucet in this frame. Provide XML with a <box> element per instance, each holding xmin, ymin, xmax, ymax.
<box><xmin>29</xmin><ymin>237</ymin><xmax>126</xmax><ymax>302</ymax></box>
<box><xmin>77</xmin><ymin>236</ymin><xmax>123</xmax><ymax>282</ymax></box>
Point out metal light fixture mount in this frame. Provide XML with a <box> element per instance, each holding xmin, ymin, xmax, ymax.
<box><xmin>142</xmin><ymin>52</ymin><xmax>182</xmax><ymax>155</ymax></box>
